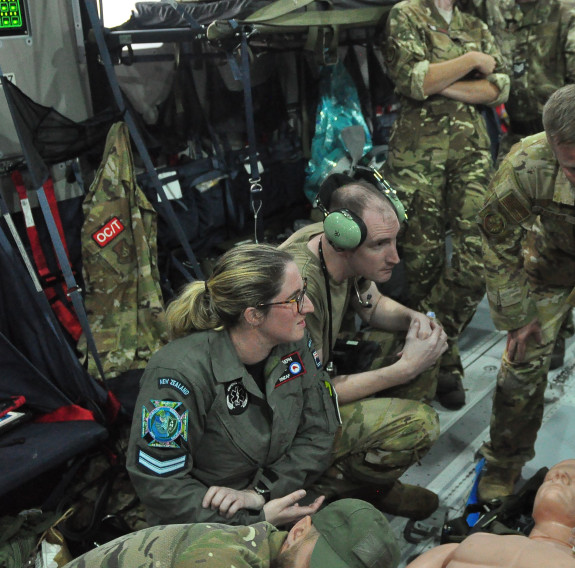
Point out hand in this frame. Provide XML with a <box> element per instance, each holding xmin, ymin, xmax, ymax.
<box><xmin>397</xmin><ymin>319</ymin><xmax>448</xmax><ymax>380</ymax></box>
<box><xmin>506</xmin><ymin>319</ymin><xmax>542</xmax><ymax>363</ymax></box>
<box><xmin>468</xmin><ymin>51</ymin><xmax>496</xmax><ymax>76</ymax></box>
<box><xmin>409</xmin><ymin>311</ymin><xmax>437</xmax><ymax>340</ymax></box>
<box><xmin>202</xmin><ymin>486</ymin><xmax>265</xmax><ymax>519</ymax></box>
<box><xmin>263</xmin><ymin>489</ymin><xmax>325</xmax><ymax>527</ymax></box>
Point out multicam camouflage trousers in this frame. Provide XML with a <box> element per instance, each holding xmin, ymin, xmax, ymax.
<box><xmin>480</xmin><ymin>284</ymin><xmax>572</xmax><ymax>468</ymax></box>
<box><xmin>311</xmin><ymin>397</ymin><xmax>439</xmax><ymax>498</ymax></box>
<box><xmin>355</xmin><ymin>327</ymin><xmax>440</xmax><ymax>403</ymax></box>
<box><xmin>383</xmin><ymin>117</ymin><xmax>491</xmax><ymax>378</ymax></box>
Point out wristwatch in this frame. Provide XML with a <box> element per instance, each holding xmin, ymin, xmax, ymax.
<box><xmin>253</xmin><ymin>481</ymin><xmax>271</xmax><ymax>502</ymax></box>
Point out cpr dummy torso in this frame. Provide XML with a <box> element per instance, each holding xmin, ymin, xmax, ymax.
<box><xmin>442</xmin><ymin>532</ymin><xmax>575</xmax><ymax>568</ymax></box>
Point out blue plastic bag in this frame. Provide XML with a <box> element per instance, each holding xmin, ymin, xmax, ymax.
<box><xmin>304</xmin><ymin>61</ymin><xmax>372</xmax><ymax>203</ymax></box>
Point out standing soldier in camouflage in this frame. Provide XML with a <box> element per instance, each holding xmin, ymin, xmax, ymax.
<box><xmin>63</xmin><ymin>497</ymin><xmax>400</xmax><ymax>568</ymax></box>
<box><xmin>476</xmin><ymin>85</ymin><xmax>575</xmax><ymax>501</ymax></box>
<box><xmin>459</xmin><ymin>0</ymin><xmax>575</xmax><ymax>369</ymax></box>
<box><xmin>382</xmin><ymin>0</ymin><xmax>510</xmax><ymax>410</ymax></box>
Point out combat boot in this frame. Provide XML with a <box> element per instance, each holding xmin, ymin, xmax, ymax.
<box><xmin>477</xmin><ymin>464</ymin><xmax>521</xmax><ymax>503</ymax></box>
<box><xmin>362</xmin><ymin>482</ymin><xmax>439</xmax><ymax>520</ymax></box>
<box><xmin>436</xmin><ymin>369</ymin><xmax>466</xmax><ymax>410</ymax></box>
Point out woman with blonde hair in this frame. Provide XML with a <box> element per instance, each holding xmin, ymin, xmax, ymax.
<box><xmin>127</xmin><ymin>243</ymin><xmax>340</xmax><ymax>527</ymax></box>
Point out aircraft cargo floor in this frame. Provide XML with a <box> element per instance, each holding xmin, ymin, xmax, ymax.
<box><xmin>393</xmin><ymin>294</ymin><xmax>575</xmax><ymax>566</ymax></box>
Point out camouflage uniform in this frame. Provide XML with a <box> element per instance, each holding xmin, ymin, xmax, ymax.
<box><xmin>460</xmin><ymin>0</ymin><xmax>575</xmax><ymax>158</ymax></box>
<box><xmin>280</xmin><ymin>224</ymin><xmax>440</xmax><ymax>498</ymax></box>
<box><xmin>79</xmin><ymin>122</ymin><xmax>168</xmax><ymax>379</ymax></box>
<box><xmin>382</xmin><ymin>0</ymin><xmax>510</xmax><ymax>379</ymax></box>
<box><xmin>127</xmin><ymin>328</ymin><xmax>340</xmax><ymax>526</ymax></box>
<box><xmin>477</xmin><ymin>132</ymin><xmax>575</xmax><ymax>468</ymax></box>
<box><xmin>64</xmin><ymin>521</ymin><xmax>286</xmax><ymax>568</ymax></box>
<box><xmin>460</xmin><ymin>0</ymin><xmax>575</xmax><ymax>347</ymax></box>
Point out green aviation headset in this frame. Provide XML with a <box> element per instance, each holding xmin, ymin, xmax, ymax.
<box><xmin>317</xmin><ymin>166</ymin><xmax>407</xmax><ymax>250</ymax></box>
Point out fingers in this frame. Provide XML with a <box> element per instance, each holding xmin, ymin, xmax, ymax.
<box><xmin>202</xmin><ymin>485</ymin><xmax>219</xmax><ymax>509</ymax></box>
<box><xmin>506</xmin><ymin>336</ymin><xmax>517</xmax><ymax>362</ymax></box>
<box><xmin>202</xmin><ymin>487</ymin><xmax>242</xmax><ymax>517</ymax></box>
<box><xmin>280</xmin><ymin>489</ymin><xmax>307</xmax><ymax>507</ymax></box>
<box><xmin>406</xmin><ymin>318</ymin><xmax>421</xmax><ymax>339</ymax></box>
<box><xmin>305</xmin><ymin>495</ymin><xmax>325</xmax><ymax>514</ymax></box>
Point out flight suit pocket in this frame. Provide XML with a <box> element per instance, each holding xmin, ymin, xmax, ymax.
<box><xmin>319</xmin><ymin>380</ymin><xmax>342</xmax><ymax>433</ymax></box>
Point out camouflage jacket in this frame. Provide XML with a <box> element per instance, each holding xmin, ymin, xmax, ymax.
<box><xmin>459</xmin><ymin>0</ymin><xmax>575</xmax><ymax>124</ymax></box>
<box><xmin>80</xmin><ymin>122</ymin><xmax>167</xmax><ymax>379</ymax></box>
<box><xmin>384</xmin><ymin>0</ymin><xmax>510</xmax><ymax>125</ymax></box>
<box><xmin>478</xmin><ymin>132</ymin><xmax>575</xmax><ymax>331</ymax></box>
<box><xmin>64</xmin><ymin>521</ymin><xmax>286</xmax><ymax>568</ymax></box>
<box><xmin>127</xmin><ymin>328</ymin><xmax>339</xmax><ymax>526</ymax></box>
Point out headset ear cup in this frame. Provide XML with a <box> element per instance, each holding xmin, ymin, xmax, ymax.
<box><xmin>324</xmin><ymin>209</ymin><xmax>367</xmax><ymax>249</ymax></box>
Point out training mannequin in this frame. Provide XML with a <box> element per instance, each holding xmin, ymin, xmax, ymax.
<box><xmin>406</xmin><ymin>459</ymin><xmax>575</xmax><ymax>567</ymax></box>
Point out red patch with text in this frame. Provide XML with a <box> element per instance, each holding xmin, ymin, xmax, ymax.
<box><xmin>92</xmin><ymin>217</ymin><xmax>125</xmax><ymax>247</ymax></box>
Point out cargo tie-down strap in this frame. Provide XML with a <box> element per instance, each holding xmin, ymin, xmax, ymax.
<box><xmin>11</xmin><ymin>170</ymin><xmax>82</xmax><ymax>341</ymax></box>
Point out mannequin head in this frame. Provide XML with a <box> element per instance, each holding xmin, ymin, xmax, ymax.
<box><xmin>532</xmin><ymin>459</ymin><xmax>575</xmax><ymax>528</ymax></box>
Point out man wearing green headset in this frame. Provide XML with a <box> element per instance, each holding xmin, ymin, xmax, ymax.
<box><xmin>280</xmin><ymin>169</ymin><xmax>448</xmax><ymax>521</ymax></box>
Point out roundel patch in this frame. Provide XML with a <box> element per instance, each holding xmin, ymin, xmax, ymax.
<box><xmin>483</xmin><ymin>211</ymin><xmax>507</xmax><ymax>236</ymax></box>
<box><xmin>289</xmin><ymin>361</ymin><xmax>302</xmax><ymax>375</ymax></box>
<box><xmin>226</xmin><ymin>380</ymin><xmax>249</xmax><ymax>415</ymax></box>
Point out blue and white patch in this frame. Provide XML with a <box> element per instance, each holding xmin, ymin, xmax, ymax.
<box><xmin>158</xmin><ymin>377</ymin><xmax>190</xmax><ymax>397</ymax></box>
<box><xmin>289</xmin><ymin>361</ymin><xmax>302</xmax><ymax>375</ymax></box>
<box><xmin>141</xmin><ymin>400</ymin><xmax>188</xmax><ymax>449</ymax></box>
<box><xmin>138</xmin><ymin>449</ymin><xmax>187</xmax><ymax>476</ymax></box>
<box><xmin>226</xmin><ymin>380</ymin><xmax>249</xmax><ymax>415</ymax></box>
<box><xmin>308</xmin><ymin>337</ymin><xmax>313</xmax><ymax>348</ymax></box>
<box><xmin>276</xmin><ymin>351</ymin><xmax>306</xmax><ymax>388</ymax></box>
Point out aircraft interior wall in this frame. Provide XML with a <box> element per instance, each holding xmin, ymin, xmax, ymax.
<box><xmin>0</xmin><ymin>0</ymin><xmax>92</xmax><ymax>161</ymax></box>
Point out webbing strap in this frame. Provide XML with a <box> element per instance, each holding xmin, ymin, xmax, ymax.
<box><xmin>35</xmin><ymin>184</ymin><xmax>108</xmax><ymax>382</ymax></box>
<box><xmin>84</xmin><ymin>0</ymin><xmax>204</xmax><ymax>280</ymax></box>
<box><xmin>11</xmin><ymin>171</ymin><xmax>83</xmax><ymax>341</ymax></box>
<box><xmin>239</xmin><ymin>31</ymin><xmax>263</xmax><ymax>242</ymax></box>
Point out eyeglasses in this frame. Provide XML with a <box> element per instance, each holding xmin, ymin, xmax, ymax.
<box><xmin>257</xmin><ymin>278</ymin><xmax>308</xmax><ymax>314</ymax></box>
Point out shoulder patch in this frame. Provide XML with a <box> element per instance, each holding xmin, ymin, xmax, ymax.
<box><xmin>158</xmin><ymin>377</ymin><xmax>190</xmax><ymax>397</ymax></box>
<box><xmin>480</xmin><ymin>209</ymin><xmax>507</xmax><ymax>236</ymax></box>
<box><xmin>141</xmin><ymin>400</ymin><xmax>189</xmax><ymax>448</ymax></box>
<box><xmin>498</xmin><ymin>193</ymin><xmax>530</xmax><ymax>223</ymax></box>
<box><xmin>92</xmin><ymin>216</ymin><xmax>125</xmax><ymax>247</ymax></box>
<box><xmin>276</xmin><ymin>351</ymin><xmax>306</xmax><ymax>388</ymax></box>
<box><xmin>137</xmin><ymin>449</ymin><xmax>187</xmax><ymax>476</ymax></box>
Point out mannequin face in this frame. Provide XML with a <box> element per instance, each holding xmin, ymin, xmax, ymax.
<box><xmin>532</xmin><ymin>460</ymin><xmax>575</xmax><ymax>526</ymax></box>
